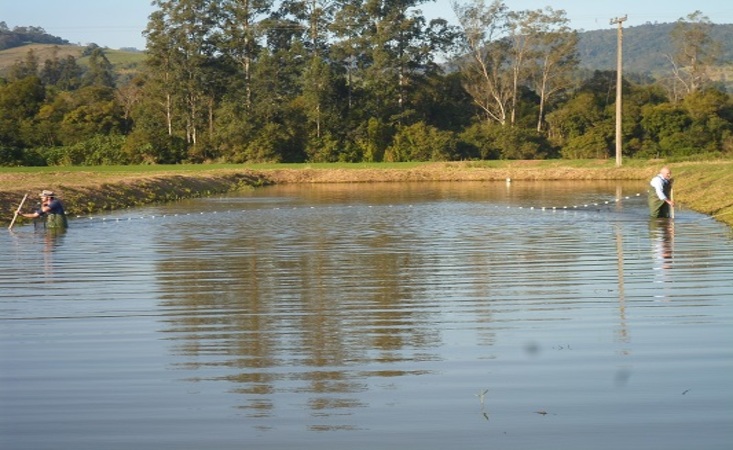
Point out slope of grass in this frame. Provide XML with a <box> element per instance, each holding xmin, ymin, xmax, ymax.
<box><xmin>0</xmin><ymin>43</ymin><xmax>145</xmax><ymax>76</ymax></box>
<box><xmin>0</xmin><ymin>44</ymin><xmax>83</xmax><ymax>73</ymax></box>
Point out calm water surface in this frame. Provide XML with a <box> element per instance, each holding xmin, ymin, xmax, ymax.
<box><xmin>1</xmin><ymin>181</ymin><xmax>732</xmax><ymax>450</ymax></box>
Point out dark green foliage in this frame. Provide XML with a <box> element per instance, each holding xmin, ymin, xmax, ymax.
<box><xmin>40</xmin><ymin>54</ymin><xmax>82</xmax><ymax>90</ymax></box>
<box><xmin>0</xmin><ymin>76</ymin><xmax>45</xmax><ymax>147</ymax></box>
<box><xmin>458</xmin><ymin>122</ymin><xmax>553</xmax><ymax>160</ymax></box>
<box><xmin>242</xmin><ymin>122</ymin><xmax>289</xmax><ymax>163</ymax></box>
<box><xmin>492</xmin><ymin>126</ymin><xmax>552</xmax><ymax>160</ymax></box>
<box><xmin>34</xmin><ymin>135</ymin><xmax>126</xmax><ymax>166</ymax></box>
<box><xmin>83</xmin><ymin>48</ymin><xmax>116</xmax><ymax>88</ymax></box>
<box><xmin>0</xmin><ymin>145</ymin><xmax>23</xmax><ymax>165</ymax></box>
<box><xmin>122</xmin><ymin>128</ymin><xmax>188</xmax><ymax>165</ymax></box>
<box><xmin>386</xmin><ymin>122</ymin><xmax>458</xmax><ymax>162</ymax></box>
<box><xmin>0</xmin><ymin>8</ymin><xmax>731</xmax><ymax>165</ymax></box>
<box><xmin>635</xmin><ymin>88</ymin><xmax>732</xmax><ymax>158</ymax></box>
<box><xmin>359</xmin><ymin>118</ymin><xmax>393</xmax><ymax>163</ymax></box>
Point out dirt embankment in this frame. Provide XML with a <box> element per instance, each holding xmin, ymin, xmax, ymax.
<box><xmin>1</xmin><ymin>170</ymin><xmax>271</xmax><ymax>226</ymax></box>
<box><xmin>2</xmin><ymin>162</ymin><xmax>732</xmax><ymax>227</ymax></box>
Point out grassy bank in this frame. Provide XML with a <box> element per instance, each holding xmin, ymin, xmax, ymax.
<box><xmin>2</xmin><ymin>160</ymin><xmax>732</xmax><ymax>228</ymax></box>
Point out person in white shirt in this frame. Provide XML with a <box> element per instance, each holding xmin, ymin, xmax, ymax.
<box><xmin>648</xmin><ymin>167</ymin><xmax>674</xmax><ymax>218</ymax></box>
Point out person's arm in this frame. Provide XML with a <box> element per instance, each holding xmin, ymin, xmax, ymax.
<box><xmin>667</xmin><ymin>182</ymin><xmax>675</xmax><ymax>207</ymax></box>
<box><xmin>22</xmin><ymin>202</ymin><xmax>51</xmax><ymax>218</ymax></box>
<box><xmin>651</xmin><ymin>177</ymin><xmax>667</xmax><ymax>201</ymax></box>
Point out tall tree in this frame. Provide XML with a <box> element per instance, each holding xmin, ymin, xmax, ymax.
<box><xmin>279</xmin><ymin>0</ymin><xmax>334</xmax><ymax>53</ymax></box>
<box><xmin>145</xmin><ymin>0</ymin><xmax>220</xmax><ymax>157</ymax></box>
<box><xmin>667</xmin><ymin>11</ymin><xmax>721</xmax><ymax>101</ymax></box>
<box><xmin>83</xmin><ymin>48</ymin><xmax>116</xmax><ymax>88</ymax></box>
<box><xmin>41</xmin><ymin>53</ymin><xmax>83</xmax><ymax>91</ymax></box>
<box><xmin>330</xmin><ymin>0</ymin><xmax>366</xmax><ymax>111</ymax></box>
<box><xmin>452</xmin><ymin>0</ymin><xmax>511</xmax><ymax>125</ymax></box>
<box><xmin>143</xmin><ymin>10</ymin><xmax>177</xmax><ymax>138</ymax></box>
<box><xmin>278</xmin><ymin>0</ymin><xmax>338</xmax><ymax>139</ymax></box>
<box><xmin>364</xmin><ymin>0</ymin><xmax>437</xmax><ymax>123</ymax></box>
<box><xmin>331</xmin><ymin>0</ymin><xmax>452</xmax><ymax>130</ymax></box>
<box><xmin>219</xmin><ymin>0</ymin><xmax>274</xmax><ymax>109</ymax></box>
<box><xmin>7</xmin><ymin>49</ymin><xmax>40</xmax><ymax>81</ymax></box>
<box><xmin>525</xmin><ymin>8</ymin><xmax>577</xmax><ymax>132</ymax></box>
<box><xmin>505</xmin><ymin>8</ymin><xmax>536</xmax><ymax>127</ymax></box>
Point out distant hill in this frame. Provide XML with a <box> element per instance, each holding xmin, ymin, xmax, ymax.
<box><xmin>578</xmin><ymin>23</ymin><xmax>733</xmax><ymax>76</ymax></box>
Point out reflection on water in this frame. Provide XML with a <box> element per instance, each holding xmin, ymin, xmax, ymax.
<box><xmin>650</xmin><ymin>219</ymin><xmax>675</xmax><ymax>303</ymax></box>
<box><xmin>650</xmin><ymin>218</ymin><xmax>675</xmax><ymax>269</ymax></box>
<box><xmin>1</xmin><ymin>181</ymin><xmax>732</xmax><ymax>450</ymax></box>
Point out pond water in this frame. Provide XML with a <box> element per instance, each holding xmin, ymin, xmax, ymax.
<box><xmin>1</xmin><ymin>181</ymin><xmax>732</xmax><ymax>450</ymax></box>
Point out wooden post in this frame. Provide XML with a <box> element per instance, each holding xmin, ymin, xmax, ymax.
<box><xmin>8</xmin><ymin>193</ymin><xmax>29</xmax><ymax>230</ymax></box>
<box><xmin>610</xmin><ymin>15</ymin><xmax>627</xmax><ymax>167</ymax></box>
<box><xmin>670</xmin><ymin>187</ymin><xmax>675</xmax><ymax>219</ymax></box>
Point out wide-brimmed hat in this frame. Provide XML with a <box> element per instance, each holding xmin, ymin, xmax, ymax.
<box><xmin>40</xmin><ymin>190</ymin><xmax>55</xmax><ymax>197</ymax></box>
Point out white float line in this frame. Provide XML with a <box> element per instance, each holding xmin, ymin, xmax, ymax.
<box><xmin>73</xmin><ymin>193</ymin><xmax>645</xmax><ymax>223</ymax></box>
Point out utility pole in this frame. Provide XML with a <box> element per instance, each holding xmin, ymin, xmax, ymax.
<box><xmin>610</xmin><ymin>15</ymin><xmax>627</xmax><ymax>167</ymax></box>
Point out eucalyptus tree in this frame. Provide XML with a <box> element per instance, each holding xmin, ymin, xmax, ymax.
<box><xmin>370</xmin><ymin>0</ymin><xmax>447</xmax><ymax>124</ymax></box>
<box><xmin>144</xmin><ymin>0</ymin><xmax>220</xmax><ymax>158</ymax></box>
<box><xmin>502</xmin><ymin>7</ymin><xmax>577</xmax><ymax>130</ymax></box>
<box><xmin>667</xmin><ymin>11</ymin><xmax>721</xmax><ymax>101</ymax></box>
<box><xmin>330</xmin><ymin>0</ymin><xmax>364</xmax><ymax>111</ymax></box>
<box><xmin>452</xmin><ymin>0</ymin><xmax>577</xmax><ymax>133</ymax></box>
<box><xmin>218</xmin><ymin>0</ymin><xmax>274</xmax><ymax>110</ymax></box>
<box><xmin>39</xmin><ymin>50</ymin><xmax>82</xmax><ymax>91</ymax></box>
<box><xmin>327</xmin><ymin>0</ymin><xmax>459</xmax><ymax>162</ymax></box>
<box><xmin>142</xmin><ymin>10</ymin><xmax>177</xmax><ymax>138</ymax></box>
<box><xmin>276</xmin><ymin>0</ymin><xmax>340</xmax><ymax>143</ymax></box>
<box><xmin>524</xmin><ymin>8</ymin><xmax>578</xmax><ymax>133</ymax></box>
<box><xmin>504</xmin><ymin>8</ymin><xmax>537</xmax><ymax>127</ymax></box>
<box><xmin>83</xmin><ymin>47</ymin><xmax>116</xmax><ymax>89</ymax></box>
<box><xmin>235</xmin><ymin>20</ymin><xmax>313</xmax><ymax>162</ymax></box>
<box><xmin>277</xmin><ymin>0</ymin><xmax>334</xmax><ymax>53</ymax></box>
<box><xmin>451</xmin><ymin>0</ymin><xmax>512</xmax><ymax>125</ymax></box>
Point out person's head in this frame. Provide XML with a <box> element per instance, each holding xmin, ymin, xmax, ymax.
<box><xmin>40</xmin><ymin>190</ymin><xmax>55</xmax><ymax>204</ymax></box>
<box><xmin>659</xmin><ymin>167</ymin><xmax>672</xmax><ymax>180</ymax></box>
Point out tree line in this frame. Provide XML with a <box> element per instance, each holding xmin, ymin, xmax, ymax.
<box><xmin>0</xmin><ymin>0</ymin><xmax>731</xmax><ymax>166</ymax></box>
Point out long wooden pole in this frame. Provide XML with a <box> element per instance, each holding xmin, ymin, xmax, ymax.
<box><xmin>610</xmin><ymin>15</ymin><xmax>627</xmax><ymax>167</ymax></box>
<box><xmin>670</xmin><ymin>187</ymin><xmax>674</xmax><ymax>219</ymax></box>
<box><xmin>8</xmin><ymin>193</ymin><xmax>29</xmax><ymax>230</ymax></box>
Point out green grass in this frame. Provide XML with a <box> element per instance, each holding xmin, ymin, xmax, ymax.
<box><xmin>0</xmin><ymin>159</ymin><xmax>639</xmax><ymax>174</ymax></box>
<box><xmin>0</xmin><ymin>161</ymin><xmax>437</xmax><ymax>175</ymax></box>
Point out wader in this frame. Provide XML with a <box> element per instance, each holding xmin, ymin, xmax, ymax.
<box><xmin>45</xmin><ymin>213</ymin><xmax>68</xmax><ymax>229</ymax></box>
<box><xmin>648</xmin><ymin>177</ymin><xmax>672</xmax><ymax>218</ymax></box>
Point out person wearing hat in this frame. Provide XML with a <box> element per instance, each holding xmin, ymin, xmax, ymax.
<box><xmin>21</xmin><ymin>190</ymin><xmax>68</xmax><ymax>229</ymax></box>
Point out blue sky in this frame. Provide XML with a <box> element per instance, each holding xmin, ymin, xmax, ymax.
<box><xmin>3</xmin><ymin>0</ymin><xmax>732</xmax><ymax>50</ymax></box>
